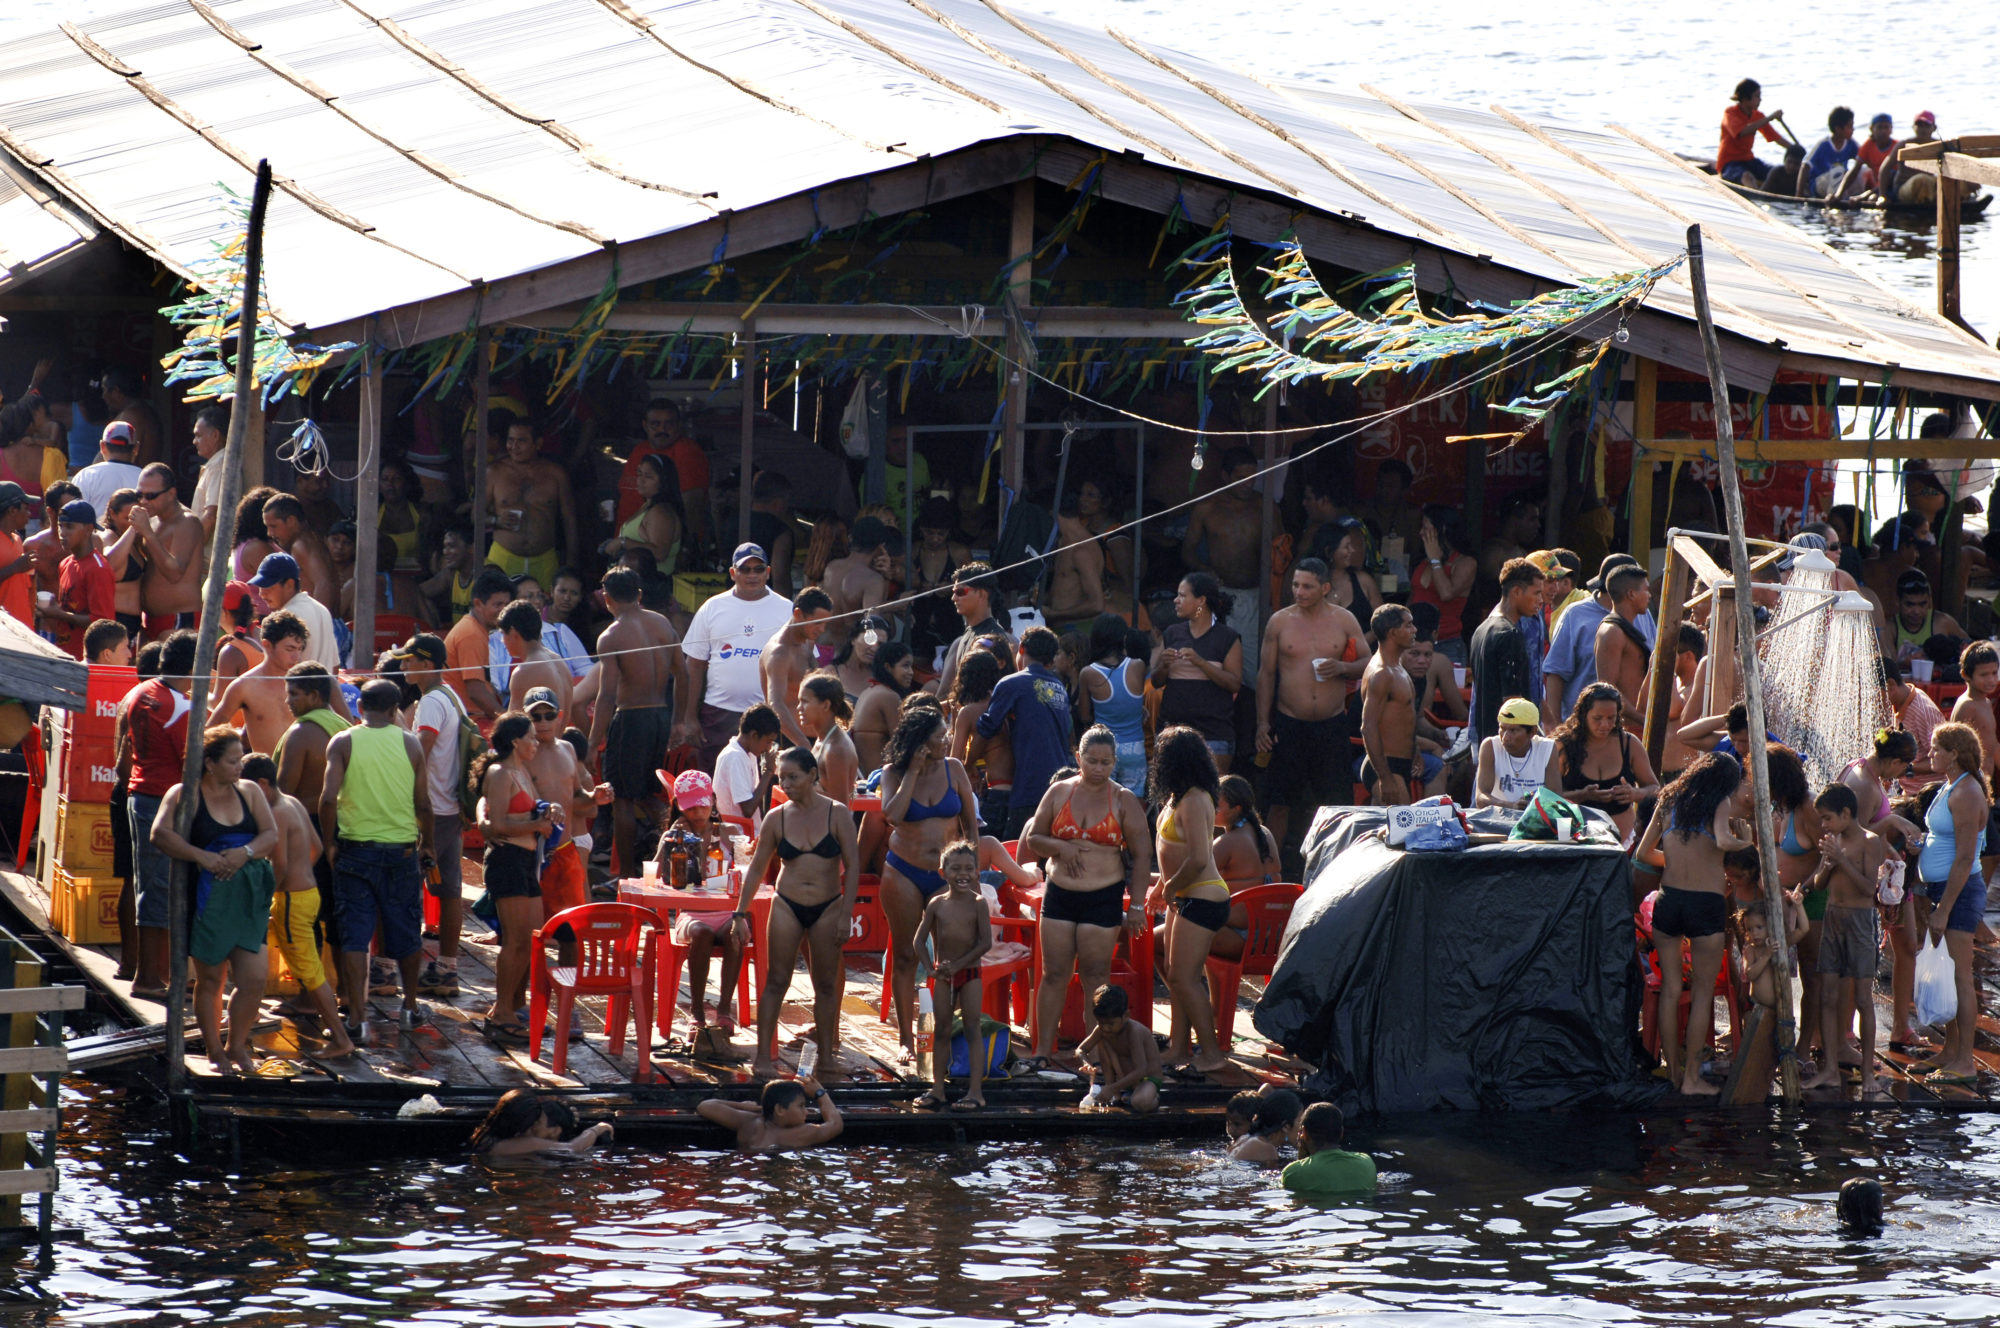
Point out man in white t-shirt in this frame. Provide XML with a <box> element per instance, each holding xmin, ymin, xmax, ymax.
<box><xmin>675</xmin><ymin>543</ymin><xmax>797</xmax><ymax>769</ymax></box>
<box><xmin>714</xmin><ymin>703</ymin><xmax>784</xmax><ymax>823</ymax></box>
<box><xmin>392</xmin><ymin>633</ymin><xmax>467</xmax><ymax>997</ymax></box>
<box><xmin>74</xmin><ymin>421</ymin><xmax>142</xmax><ymax>517</ymax></box>
<box><xmin>188</xmin><ymin>404</ymin><xmax>230</xmax><ymax>551</ymax></box>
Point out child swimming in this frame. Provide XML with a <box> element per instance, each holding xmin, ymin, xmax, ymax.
<box><xmin>696</xmin><ymin>1077</ymin><xmax>844</xmax><ymax>1153</ymax></box>
<box><xmin>468</xmin><ymin>1089</ymin><xmax>614</xmax><ymax>1160</ymax></box>
<box><xmin>1281</xmin><ymin>1102</ymin><xmax>1377</xmax><ymax>1195</ymax></box>
<box><xmin>1226</xmin><ymin>1087</ymin><xmax>1303</xmax><ymax>1165</ymax></box>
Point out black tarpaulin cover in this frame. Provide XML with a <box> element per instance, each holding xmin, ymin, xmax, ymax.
<box><xmin>1254</xmin><ymin>806</ymin><xmax>1654</xmax><ymax>1113</ymax></box>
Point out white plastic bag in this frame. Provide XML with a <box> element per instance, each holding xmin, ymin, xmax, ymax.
<box><xmin>1914</xmin><ymin>931</ymin><xmax>1957</xmax><ymax>1028</ymax></box>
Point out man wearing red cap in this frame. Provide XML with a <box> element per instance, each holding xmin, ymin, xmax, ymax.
<box><xmin>1891</xmin><ymin>112</ymin><xmax>1942</xmax><ymax>205</ymax></box>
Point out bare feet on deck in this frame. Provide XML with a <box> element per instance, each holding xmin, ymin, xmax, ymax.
<box><xmin>1679</xmin><ymin>1076</ymin><xmax>1721</xmax><ymax>1097</ymax></box>
<box><xmin>750</xmin><ymin>1056</ymin><xmax>780</xmax><ymax>1080</ymax></box>
<box><xmin>1800</xmin><ymin>1066</ymin><xmax>1844</xmax><ymax>1091</ymax></box>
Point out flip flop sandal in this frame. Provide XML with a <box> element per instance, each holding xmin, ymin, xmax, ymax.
<box><xmin>483</xmin><ymin>1019</ymin><xmax>529</xmax><ymax>1045</ymax></box>
<box><xmin>1164</xmin><ymin>1064</ymin><xmax>1207</xmax><ymax>1082</ymax></box>
<box><xmin>1924</xmin><ymin>1070</ymin><xmax>1979</xmax><ymax>1086</ymax></box>
<box><xmin>950</xmin><ymin>1097</ymin><xmax>985</xmax><ymax>1111</ymax></box>
<box><xmin>255</xmin><ymin>1059</ymin><xmax>302</xmax><ymax>1079</ymax></box>
<box><xmin>911</xmin><ymin>1092</ymin><xmax>950</xmax><ymax>1111</ymax></box>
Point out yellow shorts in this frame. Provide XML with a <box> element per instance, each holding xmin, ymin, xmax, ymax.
<box><xmin>485</xmin><ymin>542</ymin><xmax>558</xmax><ymax>589</ymax></box>
<box><xmin>268</xmin><ymin>887</ymin><xmax>327</xmax><ymax>992</ymax></box>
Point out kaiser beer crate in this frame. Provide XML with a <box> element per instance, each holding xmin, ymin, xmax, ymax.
<box><xmin>61</xmin><ymin>729</ymin><xmax>118</xmax><ymax>804</ymax></box>
<box><xmin>53</xmin><ymin>797</ymin><xmax>116</xmax><ymax>874</ymax></box>
<box><xmin>53</xmin><ymin>867</ymin><xmax>120</xmax><ymax>945</ymax></box>
<box><xmin>79</xmin><ymin>665</ymin><xmax>138</xmax><ymax>740</ymax></box>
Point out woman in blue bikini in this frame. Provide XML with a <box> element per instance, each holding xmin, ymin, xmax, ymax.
<box><xmin>880</xmin><ymin>707</ymin><xmax>981</xmax><ymax>1062</ymax></box>
<box><xmin>735</xmin><ymin>746</ymin><xmax>860</xmax><ymax>1081</ymax></box>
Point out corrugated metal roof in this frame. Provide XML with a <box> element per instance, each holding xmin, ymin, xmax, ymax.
<box><xmin>0</xmin><ymin>0</ymin><xmax>1991</xmax><ymax>396</ymax></box>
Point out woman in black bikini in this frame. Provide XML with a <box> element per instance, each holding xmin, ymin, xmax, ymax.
<box><xmin>879</xmin><ymin>707</ymin><xmax>981</xmax><ymax>1060</ymax></box>
<box><xmin>1021</xmin><ymin>725</ymin><xmax>1152</xmax><ymax>1069</ymax></box>
<box><xmin>103</xmin><ymin>488</ymin><xmax>146</xmax><ymax>638</ymax></box>
<box><xmin>1546</xmin><ymin>681</ymin><xmax>1660</xmax><ymax>843</ymax></box>
<box><xmin>735</xmin><ymin>746</ymin><xmax>860</xmax><ymax>1081</ymax></box>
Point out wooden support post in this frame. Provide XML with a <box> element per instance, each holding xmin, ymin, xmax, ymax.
<box><xmin>1706</xmin><ymin>584</ymin><xmax>1737</xmax><ymax>715</ymax></box>
<box><xmin>1259</xmin><ymin>394</ymin><xmax>1277</xmax><ymax>635</ymax></box>
<box><xmin>471</xmin><ymin>327</ymin><xmax>491</xmax><ymax>561</ymax></box>
<box><xmin>1938</xmin><ymin>151</ymin><xmax>1962</xmax><ymax>330</ymax></box>
<box><xmin>1629</xmin><ymin>359</ymin><xmax>1658</xmax><ymax>557</ymax></box>
<box><xmin>1641</xmin><ymin>540</ymin><xmax>1690</xmax><ymax>773</ymax></box>
<box><xmin>739</xmin><ymin>325</ymin><xmax>757</xmax><ymax>547</ymax></box>
<box><xmin>1003</xmin><ymin>178</ymin><xmax>1034</xmax><ymax>497</ymax></box>
<box><xmin>352</xmin><ymin>334</ymin><xmax>381</xmax><ymax>665</ymax></box>
<box><xmin>1543</xmin><ymin>428</ymin><xmax>1567</xmax><ymax>546</ymax></box>
<box><xmin>167</xmin><ymin>160</ymin><xmax>272</xmax><ymax>1094</ymax></box>
<box><xmin>1687</xmin><ymin>223</ymin><xmax>1800</xmax><ymax>1106</ymax></box>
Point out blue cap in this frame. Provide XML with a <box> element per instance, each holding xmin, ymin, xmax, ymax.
<box><xmin>1871</xmin><ymin>111</ymin><xmax>1893</xmax><ymax>126</ymax></box>
<box><xmin>249</xmin><ymin>551</ymin><xmax>301</xmax><ymax>588</ymax></box>
<box><xmin>58</xmin><ymin>500</ymin><xmax>96</xmax><ymax>526</ymax></box>
<box><xmin>731</xmin><ymin>542</ymin><xmax>768</xmax><ymax>568</ymax></box>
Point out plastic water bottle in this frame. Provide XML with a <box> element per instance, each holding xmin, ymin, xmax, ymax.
<box><xmin>797</xmin><ymin>1038</ymin><xmax>819</xmax><ymax>1080</ymax></box>
<box><xmin>915</xmin><ymin>985</ymin><xmax>935</xmax><ymax>1078</ymax></box>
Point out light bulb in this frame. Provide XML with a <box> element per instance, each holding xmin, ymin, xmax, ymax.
<box><xmin>1190</xmin><ymin>452</ymin><xmax>1205</xmax><ymax>470</ymax></box>
<box><xmin>1614</xmin><ymin>327</ymin><xmax>1630</xmax><ymax>344</ymax></box>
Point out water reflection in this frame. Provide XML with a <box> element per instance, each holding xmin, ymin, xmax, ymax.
<box><xmin>26</xmin><ymin>1080</ymin><xmax>2000</xmax><ymax>1326</ymax></box>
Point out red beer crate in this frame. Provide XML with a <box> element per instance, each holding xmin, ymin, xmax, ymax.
<box><xmin>79</xmin><ymin>665</ymin><xmax>138</xmax><ymax>740</ymax></box>
<box><xmin>62</xmin><ymin>730</ymin><xmax>119</xmax><ymax>803</ymax></box>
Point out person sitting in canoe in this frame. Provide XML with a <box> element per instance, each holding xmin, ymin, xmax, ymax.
<box><xmin>1764</xmin><ymin>143</ymin><xmax>1808</xmax><ymax>197</ymax></box>
<box><xmin>1717</xmin><ymin>78</ymin><xmax>1785</xmax><ymax>186</ymax></box>
<box><xmin>1894</xmin><ymin>110</ymin><xmax>1942</xmax><ymax>206</ymax></box>
<box><xmin>1807</xmin><ymin>106</ymin><xmax>1863</xmax><ymax>198</ymax></box>
<box><xmin>1857</xmin><ymin>113</ymin><xmax>1899</xmax><ymax>195</ymax></box>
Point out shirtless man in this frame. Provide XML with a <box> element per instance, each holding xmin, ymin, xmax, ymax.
<box><xmin>1181</xmin><ymin>448</ymin><xmax>1270</xmax><ymax>677</ymax></box>
<box><xmin>497</xmin><ymin>599</ymin><xmax>572</xmax><ymax>715</ymax></box>
<box><xmin>1256</xmin><ymin>558</ymin><xmax>1366</xmax><ymax>852</ymax></box>
<box><xmin>695</xmin><ymin>1077</ymin><xmax>843</xmax><ymax>1153</ymax></box>
<box><xmin>98</xmin><ymin>365</ymin><xmax>161</xmax><ymax>467</ymax></box>
<box><xmin>132</xmin><ymin>462</ymin><xmax>204</xmax><ymax>632</ymax></box>
<box><xmin>215</xmin><ymin>582</ymin><xmax>264</xmax><ymax>683</ymax></box>
<box><xmin>588</xmin><ymin>567</ymin><xmax>684</xmax><ymax>879</ymax></box>
<box><xmin>262</xmin><ymin>494</ymin><xmax>340</xmax><ymax>607</ymax></box>
<box><xmin>485</xmin><ymin>416</ymin><xmax>576</xmax><ymax>590</ymax></box>
<box><xmin>1360</xmin><ymin>604</ymin><xmax>1420</xmax><ymax>806</ymax></box>
<box><xmin>1592</xmin><ymin>564</ymin><xmax>1653</xmax><ymax>730</ymax></box>
<box><xmin>1659</xmin><ymin>623</ymin><xmax>1708</xmax><ymax>781</ymax></box>
<box><xmin>245</xmin><ymin>753</ymin><xmax>358</xmax><ymax>1059</ymax></box>
<box><xmin>822</xmin><ymin>517</ymin><xmax>896</xmax><ymax>653</ymax></box>
<box><xmin>759</xmin><ymin>587</ymin><xmax>834</xmax><ymax>750</ymax></box>
<box><xmin>1044</xmin><ymin>509</ymin><xmax>1107</xmax><ymax>627</ymax></box>
<box><xmin>275</xmin><ymin>662</ymin><xmax>350</xmax><ymax>818</ymax></box>
<box><xmin>1951</xmin><ymin>640</ymin><xmax>2000</xmax><ymax>878</ymax></box>
<box><xmin>213</xmin><ymin>610</ymin><xmax>309</xmax><ymax>755</ymax></box>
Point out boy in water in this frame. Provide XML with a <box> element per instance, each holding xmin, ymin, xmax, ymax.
<box><xmin>695</xmin><ymin>1077</ymin><xmax>843</xmax><ymax>1153</ymax></box>
<box><xmin>1804</xmin><ymin>783</ymin><xmax>1886</xmax><ymax>1096</ymax></box>
<box><xmin>913</xmin><ymin>840</ymin><xmax>993</xmax><ymax>1110</ymax></box>
<box><xmin>1282</xmin><ymin>1102</ymin><xmax>1377</xmax><ymax>1195</ymax></box>
<box><xmin>1077</xmin><ymin>984</ymin><xmax>1162</xmax><ymax>1113</ymax></box>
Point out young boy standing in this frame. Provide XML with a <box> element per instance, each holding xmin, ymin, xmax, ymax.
<box><xmin>912</xmin><ymin>841</ymin><xmax>992</xmax><ymax>1110</ymax></box>
<box><xmin>244</xmin><ymin>754</ymin><xmax>358</xmax><ymax>1060</ymax></box>
<box><xmin>1804</xmin><ymin>783</ymin><xmax>1886</xmax><ymax>1096</ymax></box>
<box><xmin>1077</xmin><ymin>984</ymin><xmax>1162</xmax><ymax>1114</ymax></box>
<box><xmin>1282</xmin><ymin>1102</ymin><xmax>1377</xmax><ymax>1195</ymax></box>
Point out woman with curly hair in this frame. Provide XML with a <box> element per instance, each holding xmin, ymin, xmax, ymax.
<box><xmin>1546</xmin><ymin>681</ymin><xmax>1658</xmax><ymax>843</ymax></box>
<box><xmin>231</xmin><ymin>485</ymin><xmax>279</xmax><ymax>588</ymax></box>
<box><xmin>1636</xmin><ymin>752</ymin><xmax>1754</xmax><ymax>1095</ymax></box>
<box><xmin>1151</xmin><ymin>725</ymin><xmax>1233</xmax><ymax>1077</ymax></box>
<box><xmin>879</xmin><ymin>705</ymin><xmax>980</xmax><ymax>1062</ymax></box>
<box><xmin>802</xmin><ymin>514</ymin><xmax>849</xmax><ymax>588</ymax></box>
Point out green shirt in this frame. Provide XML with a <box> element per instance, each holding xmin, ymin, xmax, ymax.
<box><xmin>336</xmin><ymin>723</ymin><xmax>418</xmax><ymax>844</ymax></box>
<box><xmin>1282</xmin><ymin>1148</ymin><xmax>1377</xmax><ymax>1195</ymax></box>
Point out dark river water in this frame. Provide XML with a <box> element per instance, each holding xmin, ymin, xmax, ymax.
<box><xmin>31</xmin><ymin>1079</ymin><xmax>2000</xmax><ymax>1325</ymax></box>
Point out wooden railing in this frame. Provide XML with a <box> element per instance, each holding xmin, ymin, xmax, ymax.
<box><xmin>0</xmin><ymin>924</ymin><xmax>77</xmax><ymax>1271</ymax></box>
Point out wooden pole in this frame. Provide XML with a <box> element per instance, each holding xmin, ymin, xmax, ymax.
<box><xmin>1937</xmin><ymin>151</ymin><xmax>1962</xmax><ymax>330</ymax></box>
<box><xmin>738</xmin><ymin>325</ymin><xmax>756</xmax><ymax>548</ymax></box>
<box><xmin>470</xmin><ymin>327</ymin><xmax>490</xmax><ymax>562</ymax></box>
<box><xmin>1004</xmin><ymin>178</ymin><xmax>1034</xmax><ymax>498</ymax></box>
<box><xmin>1629</xmin><ymin>359</ymin><xmax>1658</xmax><ymax>557</ymax></box>
<box><xmin>352</xmin><ymin>333</ymin><xmax>381</xmax><ymax>664</ymax></box>
<box><xmin>1259</xmin><ymin>394</ymin><xmax>1277</xmax><ymax>632</ymax></box>
<box><xmin>166</xmin><ymin>159</ymin><xmax>272</xmax><ymax>1092</ymax></box>
<box><xmin>1686</xmin><ymin>223</ymin><xmax>1801</xmax><ymax>1106</ymax></box>
<box><xmin>1640</xmin><ymin>540</ymin><xmax>1690</xmax><ymax>773</ymax></box>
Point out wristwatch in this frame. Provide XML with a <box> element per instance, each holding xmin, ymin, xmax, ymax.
<box><xmin>812</xmin><ymin>1088</ymin><xmax>827</xmax><ymax>1100</ymax></box>
<box><xmin>732</xmin><ymin>910</ymin><xmax>752</xmax><ymax>919</ymax></box>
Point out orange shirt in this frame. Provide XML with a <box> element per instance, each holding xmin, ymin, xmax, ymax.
<box><xmin>1857</xmin><ymin>136</ymin><xmax>1898</xmax><ymax>176</ymax></box>
<box><xmin>1718</xmin><ymin>104</ymin><xmax>1781</xmax><ymax>168</ymax></box>
<box><xmin>0</xmin><ymin>531</ymin><xmax>29</xmax><ymax>628</ymax></box>
<box><xmin>444</xmin><ymin>612</ymin><xmax>490</xmax><ymax>713</ymax></box>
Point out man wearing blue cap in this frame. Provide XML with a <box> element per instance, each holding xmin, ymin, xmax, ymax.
<box><xmin>49</xmin><ymin>500</ymin><xmax>113</xmax><ymax>658</ymax></box>
<box><xmin>676</xmin><ymin>542</ymin><xmax>794</xmax><ymax>768</ymax></box>
<box><xmin>250</xmin><ymin>551</ymin><xmax>343</xmax><ymax>674</ymax></box>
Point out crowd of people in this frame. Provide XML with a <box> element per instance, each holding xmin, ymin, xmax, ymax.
<box><xmin>1716</xmin><ymin>78</ymin><xmax>1960</xmax><ymax>205</ymax></box>
<box><xmin>0</xmin><ymin>349</ymin><xmax>1987</xmax><ymax>1112</ymax></box>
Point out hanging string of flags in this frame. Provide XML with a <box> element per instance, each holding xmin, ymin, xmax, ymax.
<box><xmin>1174</xmin><ymin>234</ymin><xmax>1681</xmax><ymax>448</ymax></box>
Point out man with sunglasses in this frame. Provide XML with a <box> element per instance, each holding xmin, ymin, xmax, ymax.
<box><xmin>130</xmin><ymin>461</ymin><xmax>205</xmax><ymax>638</ymax></box>
<box><xmin>676</xmin><ymin>543</ymin><xmax>795</xmax><ymax>769</ymax></box>
<box><xmin>932</xmin><ymin>561</ymin><xmax>1012</xmax><ymax>701</ymax></box>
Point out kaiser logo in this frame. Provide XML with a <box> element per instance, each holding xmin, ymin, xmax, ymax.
<box><xmin>90</xmin><ymin>764</ymin><xmax>116</xmax><ymax>785</ymax></box>
<box><xmin>92</xmin><ymin>700</ymin><xmax>117</xmax><ymax>720</ymax></box>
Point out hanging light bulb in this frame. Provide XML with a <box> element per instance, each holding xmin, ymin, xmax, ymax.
<box><xmin>1614</xmin><ymin>326</ymin><xmax>1631</xmax><ymax>345</ymax></box>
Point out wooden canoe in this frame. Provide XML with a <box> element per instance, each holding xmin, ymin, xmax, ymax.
<box><xmin>1678</xmin><ymin>154</ymin><xmax>1992</xmax><ymax>217</ymax></box>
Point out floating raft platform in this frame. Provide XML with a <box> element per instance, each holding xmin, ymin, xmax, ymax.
<box><xmin>9</xmin><ymin>861</ymin><xmax>2000</xmax><ymax>1158</ymax></box>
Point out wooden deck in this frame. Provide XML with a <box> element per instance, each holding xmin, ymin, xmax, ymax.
<box><xmin>10</xmin><ymin>860</ymin><xmax>2000</xmax><ymax>1157</ymax></box>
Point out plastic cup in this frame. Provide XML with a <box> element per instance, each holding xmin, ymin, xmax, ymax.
<box><xmin>598</xmin><ymin>498</ymin><xmax>615</xmax><ymax>522</ymax></box>
<box><xmin>1911</xmin><ymin>658</ymin><xmax>1935</xmax><ymax>682</ymax></box>
<box><xmin>641</xmin><ymin>860</ymin><xmax>659</xmax><ymax>884</ymax></box>
<box><xmin>1555</xmin><ymin>816</ymin><xmax>1573</xmax><ymax>842</ymax></box>
<box><xmin>1312</xmin><ymin>657</ymin><xmax>1331</xmax><ymax>681</ymax></box>
<box><xmin>34</xmin><ymin>591</ymin><xmax>52</xmax><ymax>609</ymax></box>
<box><xmin>1453</xmin><ymin>666</ymin><xmax>1468</xmax><ymax>691</ymax></box>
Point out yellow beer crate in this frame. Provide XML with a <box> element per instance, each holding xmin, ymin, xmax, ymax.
<box><xmin>53</xmin><ymin>867</ymin><xmax>120</xmax><ymax>945</ymax></box>
<box><xmin>54</xmin><ymin>798</ymin><xmax>116</xmax><ymax>874</ymax></box>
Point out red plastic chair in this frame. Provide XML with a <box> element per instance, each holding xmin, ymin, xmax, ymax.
<box><xmin>1036</xmin><ymin>894</ymin><xmax>1156</xmax><ymax>1046</ymax></box>
<box><xmin>16</xmin><ymin>726</ymin><xmax>43</xmax><ymax>870</ymax></box>
<box><xmin>878</xmin><ymin>903</ymin><xmax>1037</xmax><ymax>1027</ymax></box>
<box><xmin>528</xmin><ymin>902</ymin><xmax>662</xmax><ymax>1082</ymax></box>
<box><xmin>1203</xmin><ymin>883</ymin><xmax>1303</xmax><ymax>1050</ymax></box>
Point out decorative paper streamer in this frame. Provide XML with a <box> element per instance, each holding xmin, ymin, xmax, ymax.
<box><xmin>1175</xmin><ymin>237</ymin><xmax>1680</xmax><ymax>448</ymax></box>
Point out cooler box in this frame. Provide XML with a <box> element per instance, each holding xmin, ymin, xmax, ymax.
<box><xmin>54</xmin><ymin>867</ymin><xmax>119</xmax><ymax>944</ymax></box>
<box><xmin>54</xmin><ymin>798</ymin><xmax>115</xmax><ymax>873</ymax></box>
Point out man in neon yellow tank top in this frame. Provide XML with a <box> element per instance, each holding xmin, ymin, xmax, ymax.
<box><xmin>320</xmin><ymin>679</ymin><xmax>432</xmax><ymax>1030</ymax></box>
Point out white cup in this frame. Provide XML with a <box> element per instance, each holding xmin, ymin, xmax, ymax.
<box><xmin>1312</xmin><ymin>657</ymin><xmax>1332</xmax><ymax>681</ymax></box>
<box><xmin>1911</xmin><ymin>658</ymin><xmax>1935</xmax><ymax>683</ymax></box>
<box><xmin>641</xmin><ymin>859</ymin><xmax>659</xmax><ymax>884</ymax></box>
<box><xmin>1555</xmin><ymin>816</ymin><xmax>1573</xmax><ymax>842</ymax></box>
<box><xmin>1453</xmin><ymin>666</ymin><xmax>1468</xmax><ymax>691</ymax></box>
<box><xmin>34</xmin><ymin>591</ymin><xmax>52</xmax><ymax>609</ymax></box>
<box><xmin>598</xmin><ymin>498</ymin><xmax>616</xmax><ymax>523</ymax></box>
